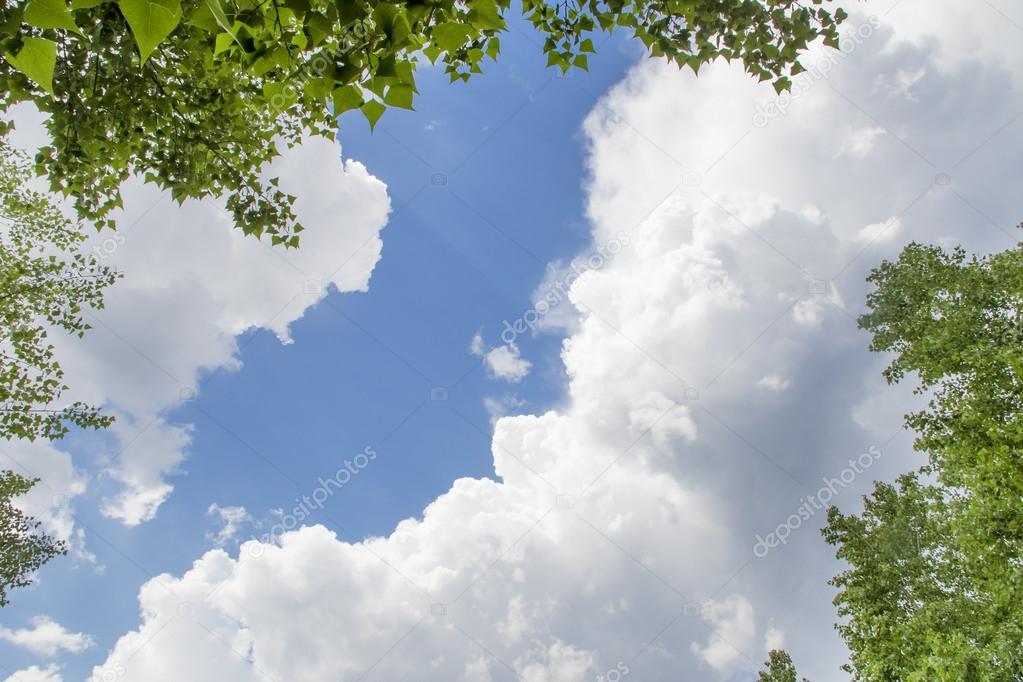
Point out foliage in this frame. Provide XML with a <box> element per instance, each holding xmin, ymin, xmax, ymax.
<box><xmin>758</xmin><ymin>649</ymin><xmax>810</xmax><ymax>682</ymax></box>
<box><xmin>0</xmin><ymin>0</ymin><xmax>847</xmax><ymax>243</ymax></box>
<box><xmin>823</xmin><ymin>237</ymin><xmax>1023</xmax><ymax>681</ymax></box>
<box><xmin>0</xmin><ymin>469</ymin><xmax>66</xmax><ymax>607</ymax></box>
<box><xmin>1</xmin><ymin>138</ymin><xmax>119</xmax><ymax>441</ymax></box>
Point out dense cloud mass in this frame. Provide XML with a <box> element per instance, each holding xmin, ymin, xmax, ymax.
<box><xmin>7</xmin><ymin>1</ymin><xmax>1021</xmax><ymax>681</ymax></box>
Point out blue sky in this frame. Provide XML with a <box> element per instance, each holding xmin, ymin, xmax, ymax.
<box><xmin>1</xmin><ymin>18</ymin><xmax>642</xmax><ymax>680</ymax></box>
<box><xmin>2</xmin><ymin>2</ymin><xmax>1023</xmax><ymax>681</ymax></box>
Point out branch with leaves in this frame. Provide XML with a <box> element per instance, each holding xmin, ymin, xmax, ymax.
<box><xmin>1</xmin><ymin>0</ymin><xmax>847</xmax><ymax>243</ymax></box>
<box><xmin>0</xmin><ymin>469</ymin><xmax>66</xmax><ymax>607</ymax></box>
<box><xmin>0</xmin><ymin>138</ymin><xmax>119</xmax><ymax>441</ymax></box>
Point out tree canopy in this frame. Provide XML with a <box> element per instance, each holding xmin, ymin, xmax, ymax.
<box><xmin>0</xmin><ymin>469</ymin><xmax>66</xmax><ymax>606</ymax></box>
<box><xmin>758</xmin><ymin>649</ymin><xmax>810</xmax><ymax>682</ymax></box>
<box><xmin>0</xmin><ymin>0</ymin><xmax>847</xmax><ymax>243</ymax></box>
<box><xmin>822</xmin><ymin>237</ymin><xmax>1023</xmax><ymax>681</ymax></box>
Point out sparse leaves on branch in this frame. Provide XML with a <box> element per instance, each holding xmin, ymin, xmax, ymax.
<box><xmin>0</xmin><ymin>138</ymin><xmax>119</xmax><ymax>442</ymax></box>
<box><xmin>0</xmin><ymin>469</ymin><xmax>66</xmax><ymax>607</ymax></box>
<box><xmin>0</xmin><ymin>0</ymin><xmax>846</xmax><ymax>243</ymax></box>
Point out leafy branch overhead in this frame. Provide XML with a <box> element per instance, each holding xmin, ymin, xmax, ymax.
<box><xmin>0</xmin><ymin>0</ymin><xmax>846</xmax><ymax>244</ymax></box>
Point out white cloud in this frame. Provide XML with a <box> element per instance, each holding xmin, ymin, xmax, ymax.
<box><xmin>2</xmin><ymin>665</ymin><xmax>62</xmax><ymax>682</ymax></box>
<box><xmin>7</xmin><ymin>107</ymin><xmax>392</xmax><ymax>526</ymax></box>
<box><xmin>855</xmin><ymin>216</ymin><xmax>902</xmax><ymax>244</ymax></box>
<box><xmin>207</xmin><ymin>504</ymin><xmax>254</xmax><ymax>547</ymax></box>
<box><xmin>840</xmin><ymin>125</ymin><xmax>886</xmax><ymax>158</ymax></box>
<box><xmin>0</xmin><ymin>616</ymin><xmax>93</xmax><ymax>657</ymax></box>
<box><xmin>690</xmin><ymin>594</ymin><xmax>757</xmax><ymax>674</ymax></box>
<box><xmin>88</xmin><ymin>4</ymin><xmax>1023</xmax><ymax>681</ymax></box>
<box><xmin>483</xmin><ymin>395</ymin><xmax>528</xmax><ymax>425</ymax></box>
<box><xmin>757</xmin><ymin>375</ymin><xmax>791</xmax><ymax>392</ymax></box>
<box><xmin>764</xmin><ymin>621</ymin><xmax>786</xmax><ymax>652</ymax></box>
<box><xmin>514</xmin><ymin>640</ymin><xmax>595</xmax><ymax>682</ymax></box>
<box><xmin>791</xmin><ymin>281</ymin><xmax>844</xmax><ymax>329</ymax></box>
<box><xmin>471</xmin><ymin>334</ymin><xmax>532</xmax><ymax>382</ymax></box>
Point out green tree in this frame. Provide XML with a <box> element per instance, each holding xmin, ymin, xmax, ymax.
<box><xmin>823</xmin><ymin>237</ymin><xmax>1023</xmax><ymax>681</ymax></box>
<box><xmin>1</xmin><ymin>138</ymin><xmax>119</xmax><ymax>441</ymax></box>
<box><xmin>0</xmin><ymin>469</ymin><xmax>66</xmax><ymax>607</ymax></box>
<box><xmin>758</xmin><ymin>649</ymin><xmax>810</xmax><ymax>682</ymax></box>
<box><xmin>0</xmin><ymin>0</ymin><xmax>848</xmax><ymax>243</ymax></box>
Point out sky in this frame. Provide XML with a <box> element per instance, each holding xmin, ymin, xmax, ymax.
<box><xmin>1</xmin><ymin>1</ymin><xmax>1022</xmax><ymax>680</ymax></box>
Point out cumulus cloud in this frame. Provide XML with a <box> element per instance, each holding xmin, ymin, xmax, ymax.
<box><xmin>0</xmin><ymin>616</ymin><xmax>93</xmax><ymax>657</ymax></box>
<box><xmin>87</xmin><ymin>3</ymin><xmax>1023</xmax><ymax>681</ymax></box>
<box><xmin>6</xmin><ymin>107</ymin><xmax>392</xmax><ymax>526</ymax></box>
<box><xmin>470</xmin><ymin>334</ymin><xmax>532</xmax><ymax>382</ymax></box>
<box><xmin>2</xmin><ymin>665</ymin><xmax>62</xmax><ymax>682</ymax></box>
<box><xmin>690</xmin><ymin>594</ymin><xmax>757</xmax><ymax>674</ymax></box>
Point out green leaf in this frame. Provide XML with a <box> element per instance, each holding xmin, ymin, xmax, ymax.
<box><xmin>117</xmin><ymin>0</ymin><xmax>183</xmax><ymax>64</ymax></box>
<box><xmin>360</xmin><ymin>99</ymin><xmax>385</xmax><ymax>129</ymax></box>
<box><xmin>485</xmin><ymin>36</ymin><xmax>500</xmax><ymax>60</ymax></box>
<box><xmin>432</xmin><ymin>21</ymin><xmax>473</xmax><ymax>53</ymax></box>
<box><xmin>214</xmin><ymin>31</ymin><xmax>234</xmax><ymax>54</ymax></box>
<box><xmin>467</xmin><ymin>0</ymin><xmax>503</xmax><ymax>31</ymax></box>
<box><xmin>70</xmin><ymin>0</ymin><xmax>106</xmax><ymax>7</ymax></box>
<box><xmin>205</xmin><ymin>0</ymin><xmax>233</xmax><ymax>34</ymax></box>
<box><xmin>373</xmin><ymin>3</ymin><xmax>411</xmax><ymax>47</ymax></box>
<box><xmin>332</xmin><ymin>84</ymin><xmax>363</xmax><ymax>114</ymax></box>
<box><xmin>263</xmin><ymin>81</ymin><xmax>297</xmax><ymax>110</ymax></box>
<box><xmin>383</xmin><ymin>83</ymin><xmax>413</xmax><ymax>109</ymax></box>
<box><xmin>24</xmin><ymin>0</ymin><xmax>82</xmax><ymax>34</ymax></box>
<box><xmin>4</xmin><ymin>37</ymin><xmax>57</xmax><ymax>93</ymax></box>
<box><xmin>422</xmin><ymin>43</ymin><xmax>442</xmax><ymax>64</ymax></box>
